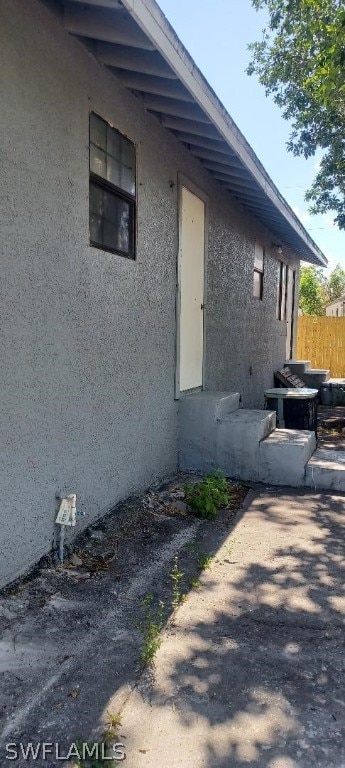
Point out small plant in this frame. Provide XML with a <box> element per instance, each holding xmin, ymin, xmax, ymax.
<box><xmin>135</xmin><ymin>593</ymin><xmax>165</xmax><ymax>667</ymax></box>
<box><xmin>74</xmin><ymin>740</ymin><xmax>110</xmax><ymax>768</ymax></box>
<box><xmin>73</xmin><ymin>714</ymin><xmax>123</xmax><ymax>767</ymax></box>
<box><xmin>103</xmin><ymin>712</ymin><xmax>122</xmax><ymax>745</ymax></box>
<box><xmin>224</xmin><ymin>537</ymin><xmax>237</xmax><ymax>558</ymax></box>
<box><xmin>184</xmin><ymin>469</ymin><xmax>229</xmax><ymax>520</ymax></box>
<box><xmin>170</xmin><ymin>555</ymin><xmax>185</xmax><ymax>610</ymax></box>
<box><xmin>196</xmin><ymin>551</ymin><xmax>212</xmax><ymax>571</ymax></box>
<box><xmin>189</xmin><ymin>576</ymin><xmax>201</xmax><ymax>589</ymax></box>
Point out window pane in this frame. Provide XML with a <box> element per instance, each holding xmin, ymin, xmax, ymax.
<box><xmin>122</xmin><ymin>139</ymin><xmax>135</xmax><ymax>169</ymax></box>
<box><xmin>90</xmin><ymin>113</ymin><xmax>106</xmax><ymax>151</ymax></box>
<box><xmin>102</xmin><ymin>189</ymin><xmax>118</xmax><ymax>221</ymax></box>
<box><xmin>89</xmin><ymin>183</ymin><xmax>104</xmax><ymax>216</ymax></box>
<box><xmin>117</xmin><ymin>201</ymin><xmax>130</xmax><ymax>253</ymax></box>
<box><xmin>90</xmin><ymin>213</ymin><xmax>102</xmax><ymax>245</ymax></box>
<box><xmin>90</xmin><ymin>144</ymin><xmax>106</xmax><ymax>179</ymax></box>
<box><xmin>121</xmin><ymin>166</ymin><xmax>136</xmax><ymax>195</ymax></box>
<box><xmin>107</xmin><ymin>126</ymin><xmax>121</xmax><ymax>161</ymax></box>
<box><xmin>253</xmin><ymin>270</ymin><xmax>263</xmax><ymax>299</ymax></box>
<box><xmin>254</xmin><ymin>243</ymin><xmax>264</xmax><ymax>271</ymax></box>
<box><xmin>103</xmin><ymin>220</ymin><xmax>120</xmax><ymax>251</ymax></box>
<box><xmin>103</xmin><ymin>196</ymin><xmax>130</xmax><ymax>254</ymax></box>
<box><xmin>107</xmin><ymin>156</ymin><xmax>121</xmax><ymax>187</ymax></box>
<box><xmin>89</xmin><ymin>181</ymin><xmax>133</xmax><ymax>256</ymax></box>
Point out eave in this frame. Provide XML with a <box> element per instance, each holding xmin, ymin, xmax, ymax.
<box><xmin>59</xmin><ymin>0</ymin><xmax>327</xmax><ymax>267</ymax></box>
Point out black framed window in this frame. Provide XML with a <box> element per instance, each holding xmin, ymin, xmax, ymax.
<box><xmin>89</xmin><ymin>112</ymin><xmax>136</xmax><ymax>259</ymax></box>
<box><xmin>253</xmin><ymin>243</ymin><xmax>264</xmax><ymax>299</ymax></box>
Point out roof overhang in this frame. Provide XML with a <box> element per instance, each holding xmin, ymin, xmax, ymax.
<box><xmin>60</xmin><ymin>0</ymin><xmax>327</xmax><ymax>267</ymax></box>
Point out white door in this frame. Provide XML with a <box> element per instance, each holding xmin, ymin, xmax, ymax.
<box><xmin>178</xmin><ymin>186</ymin><xmax>205</xmax><ymax>392</ymax></box>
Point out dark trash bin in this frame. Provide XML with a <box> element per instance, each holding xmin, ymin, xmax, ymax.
<box><xmin>264</xmin><ymin>388</ymin><xmax>318</xmax><ymax>433</ymax></box>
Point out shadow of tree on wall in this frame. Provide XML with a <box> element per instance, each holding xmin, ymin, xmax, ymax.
<box><xmin>123</xmin><ymin>491</ymin><xmax>345</xmax><ymax>767</ymax></box>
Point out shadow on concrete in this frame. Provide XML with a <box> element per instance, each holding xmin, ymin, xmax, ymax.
<box><xmin>2</xmin><ymin>488</ymin><xmax>345</xmax><ymax>767</ymax></box>
<box><xmin>118</xmin><ymin>490</ymin><xmax>345</xmax><ymax>767</ymax></box>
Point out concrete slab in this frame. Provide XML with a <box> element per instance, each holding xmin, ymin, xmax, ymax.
<box><xmin>217</xmin><ymin>410</ymin><xmax>276</xmax><ymax>482</ymax></box>
<box><xmin>120</xmin><ymin>489</ymin><xmax>345</xmax><ymax>767</ymax></box>
<box><xmin>285</xmin><ymin>360</ymin><xmax>311</xmax><ymax>374</ymax></box>
<box><xmin>306</xmin><ymin>448</ymin><xmax>345</xmax><ymax>491</ymax></box>
<box><xmin>178</xmin><ymin>392</ymin><xmax>240</xmax><ymax>473</ymax></box>
<box><xmin>260</xmin><ymin>429</ymin><xmax>316</xmax><ymax>487</ymax></box>
<box><xmin>303</xmin><ymin>370</ymin><xmax>330</xmax><ymax>387</ymax></box>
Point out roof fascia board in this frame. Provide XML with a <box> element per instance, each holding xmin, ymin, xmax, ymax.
<box><xmin>121</xmin><ymin>0</ymin><xmax>327</xmax><ymax>267</ymax></box>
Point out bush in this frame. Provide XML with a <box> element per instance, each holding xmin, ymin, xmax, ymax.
<box><xmin>184</xmin><ymin>469</ymin><xmax>229</xmax><ymax>520</ymax></box>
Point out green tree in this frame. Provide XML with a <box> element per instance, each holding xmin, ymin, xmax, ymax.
<box><xmin>299</xmin><ymin>266</ymin><xmax>326</xmax><ymax>315</ymax></box>
<box><xmin>248</xmin><ymin>0</ymin><xmax>345</xmax><ymax>228</ymax></box>
<box><xmin>327</xmin><ymin>263</ymin><xmax>345</xmax><ymax>302</ymax></box>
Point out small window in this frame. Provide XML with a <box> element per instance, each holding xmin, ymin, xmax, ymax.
<box><xmin>89</xmin><ymin>112</ymin><xmax>136</xmax><ymax>259</ymax></box>
<box><xmin>253</xmin><ymin>243</ymin><xmax>264</xmax><ymax>299</ymax></box>
<box><xmin>277</xmin><ymin>261</ymin><xmax>288</xmax><ymax>320</ymax></box>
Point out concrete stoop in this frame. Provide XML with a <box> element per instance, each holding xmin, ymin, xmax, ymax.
<box><xmin>217</xmin><ymin>409</ymin><xmax>276</xmax><ymax>482</ymax></box>
<box><xmin>305</xmin><ymin>449</ymin><xmax>345</xmax><ymax>491</ymax></box>
<box><xmin>178</xmin><ymin>391</ymin><xmax>241</xmax><ymax>473</ymax></box>
<box><xmin>285</xmin><ymin>359</ymin><xmax>330</xmax><ymax>388</ymax></box>
<box><xmin>260</xmin><ymin>429</ymin><xmax>316</xmax><ymax>487</ymax></box>
<box><xmin>178</xmin><ymin>390</ymin><xmax>345</xmax><ymax>491</ymax></box>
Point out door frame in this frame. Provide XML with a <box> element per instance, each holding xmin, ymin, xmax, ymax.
<box><xmin>175</xmin><ymin>174</ymin><xmax>209</xmax><ymax>399</ymax></box>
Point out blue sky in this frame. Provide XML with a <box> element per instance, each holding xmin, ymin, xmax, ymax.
<box><xmin>158</xmin><ymin>0</ymin><xmax>344</xmax><ymax>272</ymax></box>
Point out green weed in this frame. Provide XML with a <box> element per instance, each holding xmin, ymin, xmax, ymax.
<box><xmin>189</xmin><ymin>576</ymin><xmax>201</xmax><ymax>589</ymax></box>
<box><xmin>135</xmin><ymin>593</ymin><xmax>165</xmax><ymax>667</ymax></box>
<box><xmin>170</xmin><ymin>555</ymin><xmax>185</xmax><ymax>610</ymax></box>
<box><xmin>184</xmin><ymin>469</ymin><xmax>229</xmax><ymax>520</ymax></box>
<box><xmin>196</xmin><ymin>551</ymin><xmax>212</xmax><ymax>571</ymax></box>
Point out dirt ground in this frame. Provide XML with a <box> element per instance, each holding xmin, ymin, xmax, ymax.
<box><xmin>318</xmin><ymin>406</ymin><xmax>345</xmax><ymax>452</ymax></box>
<box><xmin>0</xmin><ymin>473</ymin><xmax>247</xmax><ymax>766</ymax></box>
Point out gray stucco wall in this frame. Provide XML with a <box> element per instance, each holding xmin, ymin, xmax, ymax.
<box><xmin>0</xmin><ymin>0</ymin><xmax>298</xmax><ymax>587</ymax></box>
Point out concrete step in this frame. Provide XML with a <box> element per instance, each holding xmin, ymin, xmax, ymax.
<box><xmin>302</xmin><ymin>369</ymin><xmax>330</xmax><ymax>388</ymax></box>
<box><xmin>285</xmin><ymin>360</ymin><xmax>311</xmax><ymax>375</ymax></box>
<box><xmin>305</xmin><ymin>449</ymin><xmax>345</xmax><ymax>491</ymax></box>
<box><xmin>178</xmin><ymin>391</ymin><xmax>241</xmax><ymax>472</ymax></box>
<box><xmin>217</xmin><ymin>409</ymin><xmax>276</xmax><ymax>482</ymax></box>
<box><xmin>259</xmin><ymin>429</ymin><xmax>316</xmax><ymax>487</ymax></box>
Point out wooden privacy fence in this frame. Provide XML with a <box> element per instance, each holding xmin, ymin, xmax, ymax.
<box><xmin>297</xmin><ymin>317</ymin><xmax>345</xmax><ymax>377</ymax></box>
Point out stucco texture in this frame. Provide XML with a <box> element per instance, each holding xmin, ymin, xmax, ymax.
<box><xmin>0</xmin><ymin>0</ymin><xmax>298</xmax><ymax>587</ymax></box>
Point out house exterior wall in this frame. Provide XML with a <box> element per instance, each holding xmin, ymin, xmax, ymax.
<box><xmin>0</xmin><ymin>0</ymin><xmax>299</xmax><ymax>588</ymax></box>
<box><xmin>326</xmin><ymin>298</ymin><xmax>345</xmax><ymax>317</ymax></box>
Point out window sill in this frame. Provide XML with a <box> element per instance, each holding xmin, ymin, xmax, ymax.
<box><xmin>90</xmin><ymin>241</ymin><xmax>136</xmax><ymax>261</ymax></box>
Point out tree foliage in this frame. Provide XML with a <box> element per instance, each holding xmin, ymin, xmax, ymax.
<box><xmin>299</xmin><ymin>266</ymin><xmax>327</xmax><ymax>315</ymax></box>
<box><xmin>248</xmin><ymin>0</ymin><xmax>345</xmax><ymax>227</ymax></box>
<box><xmin>299</xmin><ymin>262</ymin><xmax>345</xmax><ymax>314</ymax></box>
<box><xmin>327</xmin><ymin>262</ymin><xmax>345</xmax><ymax>301</ymax></box>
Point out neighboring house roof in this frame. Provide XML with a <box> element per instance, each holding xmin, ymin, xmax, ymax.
<box><xmin>62</xmin><ymin>0</ymin><xmax>327</xmax><ymax>267</ymax></box>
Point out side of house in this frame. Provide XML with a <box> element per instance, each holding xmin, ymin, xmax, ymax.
<box><xmin>326</xmin><ymin>297</ymin><xmax>345</xmax><ymax>316</ymax></box>
<box><xmin>0</xmin><ymin>0</ymin><xmax>325</xmax><ymax>589</ymax></box>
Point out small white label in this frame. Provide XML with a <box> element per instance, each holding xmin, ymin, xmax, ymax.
<box><xmin>55</xmin><ymin>496</ymin><xmax>76</xmax><ymax>527</ymax></box>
